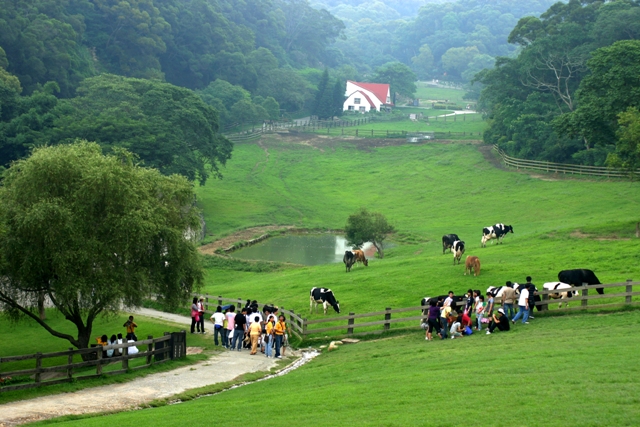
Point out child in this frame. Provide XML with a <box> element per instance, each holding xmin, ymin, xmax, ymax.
<box><xmin>449</xmin><ymin>313</ymin><xmax>463</xmax><ymax>339</ymax></box>
<box><xmin>475</xmin><ymin>295</ymin><xmax>485</xmax><ymax>331</ymax></box>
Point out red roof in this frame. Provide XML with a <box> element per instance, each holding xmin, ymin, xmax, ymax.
<box><xmin>357</xmin><ymin>90</ymin><xmax>376</xmax><ymax>108</ymax></box>
<box><xmin>348</xmin><ymin>81</ymin><xmax>393</xmax><ymax>106</ymax></box>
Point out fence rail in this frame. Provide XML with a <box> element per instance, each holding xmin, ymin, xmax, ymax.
<box><xmin>0</xmin><ymin>331</ymin><xmax>186</xmax><ymax>392</ymax></box>
<box><xmin>493</xmin><ymin>145</ymin><xmax>638</xmax><ymax>178</ymax></box>
<box><xmin>205</xmin><ymin>281</ymin><xmax>637</xmax><ymax>340</ymax></box>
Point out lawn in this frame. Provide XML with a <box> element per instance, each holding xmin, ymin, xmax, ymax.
<box><xmin>193</xmin><ymin>138</ymin><xmax>640</xmax><ymax>323</ymax></box>
<box><xmin>0</xmin><ymin>311</ymin><xmax>214</xmax><ymax>404</ymax></box>
<box><xmin>37</xmin><ymin>309</ymin><xmax>640</xmax><ymax>427</ymax></box>
<box><xmin>414</xmin><ymin>82</ymin><xmax>472</xmax><ymax>104</ymax></box>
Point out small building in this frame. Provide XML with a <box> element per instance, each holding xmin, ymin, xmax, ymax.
<box><xmin>343</xmin><ymin>81</ymin><xmax>393</xmax><ymax>113</ymax></box>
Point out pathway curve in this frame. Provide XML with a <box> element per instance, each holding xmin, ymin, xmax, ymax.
<box><xmin>0</xmin><ymin>308</ymin><xmax>283</xmax><ymax>426</ymax></box>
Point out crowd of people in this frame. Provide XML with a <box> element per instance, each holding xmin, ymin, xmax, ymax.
<box><xmin>207</xmin><ymin>300</ymin><xmax>289</xmax><ymax>358</ymax></box>
<box><xmin>95</xmin><ymin>315</ymin><xmax>140</xmax><ymax>357</ymax></box>
<box><xmin>422</xmin><ymin>277</ymin><xmax>538</xmax><ymax>341</ymax></box>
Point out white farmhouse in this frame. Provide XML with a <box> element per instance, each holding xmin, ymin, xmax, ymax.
<box><xmin>343</xmin><ymin>80</ymin><xmax>393</xmax><ymax>113</ymax></box>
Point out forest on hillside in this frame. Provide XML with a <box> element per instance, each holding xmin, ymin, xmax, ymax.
<box><xmin>1</xmin><ymin>0</ymin><xmax>639</xmax><ymax>175</ymax></box>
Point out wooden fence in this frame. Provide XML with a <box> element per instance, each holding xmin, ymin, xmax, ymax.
<box><xmin>493</xmin><ymin>145</ymin><xmax>638</xmax><ymax>178</ymax></box>
<box><xmin>0</xmin><ymin>331</ymin><xmax>187</xmax><ymax>392</ymax></box>
<box><xmin>203</xmin><ymin>281</ymin><xmax>637</xmax><ymax>339</ymax></box>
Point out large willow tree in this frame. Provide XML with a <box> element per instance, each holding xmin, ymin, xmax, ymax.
<box><xmin>0</xmin><ymin>142</ymin><xmax>203</xmax><ymax>349</ymax></box>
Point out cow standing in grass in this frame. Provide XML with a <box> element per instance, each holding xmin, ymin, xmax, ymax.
<box><xmin>558</xmin><ymin>269</ymin><xmax>603</xmax><ymax>295</ymax></box>
<box><xmin>452</xmin><ymin>240</ymin><xmax>465</xmax><ymax>265</ymax></box>
<box><xmin>543</xmin><ymin>282</ymin><xmax>578</xmax><ymax>308</ymax></box>
<box><xmin>442</xmin><ymin>234</ymin><xmax>460</xmax><ymax>254</ymax></box>
<box><xmin>343</xmin><ymin>251</ymin><xmax>355</xmax><ymax>272</ymax></box>
<box><xmin>310</xmin><ymin>287</ymin><xmax>341</xmax><ymax>314</ymax></box>
<box><xmin>352</xmin><ymin>249</ymin><xmax>369</xmax><ymax>267</ymax></box>
<box><xmin>481</xmin><ymin>224</ymin><xmax>513</xmax><ymax>247</ymax></box>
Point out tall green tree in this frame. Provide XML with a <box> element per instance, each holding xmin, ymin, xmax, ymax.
<box><xmin>607</xmin><ymin>107</ymin><xmax>640</xmax><ymax>174</ymax></box>
<box><xmin>51</xmin><ymin>75</ymin><xmax>233</xmax><ymax>184</ymax></box>
<box><xmin>0</xmin><ymin>142</ymin><xmax>203</xmax><ymax>350</ymax></box>
<box><xmin>371</xmin><ymin>62</ymin><xmax>416</xmax><ymax>105</ymax></box>
<box><xmin>345</xmin><ymin>208</ymin><xmax>395</xmax><ymax>258</ymax></box>
<box><xmin>332</xmin><ymin>78</ymin><xmax>345</xmax><ymax>117</ymax></box>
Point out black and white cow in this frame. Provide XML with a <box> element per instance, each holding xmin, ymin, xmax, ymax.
<box><xmin>558</xmin><ymin>269</ymin><xmax>603</xmax><ymax>295</ymax></box>
<box><xmin>486</xmin><ymin>282</ymin><xmax>519</xmax><ymax>299</ymax></box>
<box><xmin>310</xmin><ymin>287</ymin><xmax>341</xmax><ymax>314</ymax></box>
<box><xmin>442</xmin><ymin>234</ymin><xmax>460</xmax><ymax>255</ymax></box>
<box><xmin>543</xmin><ymin>282</ymin><xmax>578</xmax><ymax>308</ymax></box>
<box><xmin>452</xmin><ymin>240</ymin><xmax>465</xmax><ymax>265</ymax></box>
<box><xmin>343</xmin><ymin>251</ymin><xmax>355</xmax><ymax>272</ymax></box>
<box><xmin>481</xmin><ymin>223</ymin><xmax>514</xmax><ymax>247</ymax></box>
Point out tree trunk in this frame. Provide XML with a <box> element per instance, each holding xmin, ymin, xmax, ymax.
<box><xmin>373</xmin><ymin>242</ymin><xmax>384</xmax><ymax>258</ymax></box>
<box><xmin>38</xmin><ymin>292</ymin><xmax>46</xmax><ymax>320</ymax></box>
<box><xmin>77</xmin><ymin>328</ymin><xmax>93</xmax><ymax>361</ymax></box>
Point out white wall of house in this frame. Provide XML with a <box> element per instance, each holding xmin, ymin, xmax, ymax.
<box><xmin>343</xmin><ymin>81</ymin><xmax>388</xmax><ymax>112</ymax></box>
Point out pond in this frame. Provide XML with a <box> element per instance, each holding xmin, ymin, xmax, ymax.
<box><xmin>231</xmin><ymin>234</ymin><xmax>377</xmax><ymax>266</ymax></box>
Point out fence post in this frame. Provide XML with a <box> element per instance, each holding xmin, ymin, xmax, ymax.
<box><xmin>303</xmin><ymin>318</ymin><xmax>308</xmax><ymax>337</ymax></box>
<box><xmin>384</xmin><ymin>308</ymin><xmax>391</xmax><ymax>332</ymax></box>
<box><xmin>626</xmin><ymin>279</ymin><xmax>633</xmax><ymax>304</ymax></box>
<box><xmin>356</xmin><ymin>129</ymin><xmax>358</xmax><ymax>137</ymax></box>
<box><xmin>147</xmin><ymin>335</ymin><xmax>153</xmax><ymax>366</ymax></box>
<box><xmin>35</xmin><ymin>352</ymin><xmax>42</xmax><ymax>384</ymax></box>
<box><xmin>541</xmin><ymin>293</ymin><xmax>549</xmax><ymax>311</ymax></box>
<box><xmin>218</xmin><ymin>295</ymin><xmax>222</xmax><ymax>307</ymax></box>
<box><xmin>347</xmin><ymin>313</ymin><xmax>355</xmax><ymax>335</ymax></box>
<box><xmin>581</xmin><ymin>283</ymin><xmax>589</xmax><ymax>308</ymax></box>
<box><xmin>289</xmin><ymin>309</ymin><xmax>297</xmax><ymax>330</ymax></box>
<box><xmin>96</xmin><ymin>348</ymin><xmax>103</xmax><ymax>376</ymax></box>
<box><xmin>205</xmin><ymin>295</ymin><xmax>209</xmax><ymax>311</ymax></box>
<box><xmin>122</xmin><ymin>345</ymin><xmax>129</xmax><ymax>371</ymax></box>
<box><xmin>238</xmin><ymin>298</ymin><xmax>243</xmax><ymax>310</ymax></box>
<box><xmin>67</xmin><ymin>348</ymin><xmax>73</xmax><ymax>380</ymax></box>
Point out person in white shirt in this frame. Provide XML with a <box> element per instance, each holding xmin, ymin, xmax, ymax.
<box><xmin>511</xmin><ymin>285</ymin><xmax>530</xmax><ymax>324</ymax></box>
<box><xmin>210</xmin><ymin>306</ymin><xmax>226</xmax><ymax>347</ymax></box>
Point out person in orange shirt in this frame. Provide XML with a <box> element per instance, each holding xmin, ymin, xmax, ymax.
<box><xmin>274</xmin><ymin>315</ymin><xmax>287</xmax><ymax>359</ymax></box>
<box><xmin>249</xmin><ymin>315</ymin><xmax>262</xmax><ymax>355</ymax></box>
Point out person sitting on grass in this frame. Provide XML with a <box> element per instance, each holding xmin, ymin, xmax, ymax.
<box><xmin>106</xmin><ymin>334</ymin><xmax>117</xmax><ymax>357</ymax></box>
<box><xmin>96</xmin><ymin>334</ymin><xmax>109</xmax><ymax>358</ymax></box>
<box><xmin>486</xmin><ymin>308</ymin><xmax>511</xmax><ymax>334</ymax></box>
<box><xmin>449</xmin><ymin>312</ymin><xmax>463</xmax><ymax>339</ymax></box>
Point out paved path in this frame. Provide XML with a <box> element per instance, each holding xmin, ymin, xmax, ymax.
<box><xmin>0</xmin><ymin>308</ymin><xmax>284</xmax><ymax>426</ymax></box>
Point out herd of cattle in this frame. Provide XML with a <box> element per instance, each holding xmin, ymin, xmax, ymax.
<box><xmin>308</xmin><ymin>223</ymin><xmax>604</xmax><ymax>317</ymax></box>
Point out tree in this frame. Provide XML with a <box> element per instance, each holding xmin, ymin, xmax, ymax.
<box><xmin>332</xmin><ymin>78</ymin><xmax>345</xmax><ymax>117</ymax></box>
<box><xmin>411</xmin><ymin>44</ymin><xmax>434</xmax><ymax>80</ymax></box>
<box><xmin>344</xmin><ymin>208</ymin><xmax>395</xmax><ymax>258</ymax></box>
<box><xmin>607</xmin><ymin>107</ymin><xmax>640</xmax><ymax>174</ymax></box>
<box><xmin>0</xmin><ymin>142</ymin><xmax>203</xmax><ymax>350</ymax></box>
<box><xmin>313</xmin><ymin>68</ymin><xmax>331</xmax><ymax>118</ymax></box>
<box><xmin>51</xmin><ymin>75</ymin><xmax>233</xmax><ymax>184</ymax></box>
<box><xmin>371</xmin><ymin>62</ymin><xmax>416</xmax><ymax>105</ymax></box>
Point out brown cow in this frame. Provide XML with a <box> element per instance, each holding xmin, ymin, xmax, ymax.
<box><xmin>352</xmin><ymin>249</ymin><xmax>369</xmax><ymax>266</ymax></box>
<box><xmin>464</xmin><ymin>256</ymin><xmax>481</xmax><ymax>277</ymax></box>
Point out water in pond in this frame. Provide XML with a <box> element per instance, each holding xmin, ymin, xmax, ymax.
<box><xmin>231</xmin><ymin>234</ymin><xmax>377</xmax><ymax>266</ymax></box>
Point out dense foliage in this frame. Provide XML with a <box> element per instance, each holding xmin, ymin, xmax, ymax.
<box><xmin>345</xmin><ymin>208</ymin><xmax>395</xmax><ymax>258</ymax></box>
<box><xmin>478</xmin><ymin>0</ymin><xmax>640</xmax><ymax>168</ymax></box>
<box><xmin>0</xmin><ymin>142</ymin><xmax>203</xmax><ymax>349</ymax></box>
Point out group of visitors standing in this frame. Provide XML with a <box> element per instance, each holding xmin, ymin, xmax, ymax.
<box><xmin>207</xmin><ymin>300</ymin><xmax>288</xmax><ymax>359</ymax></box>
<box><xmin>423</xmin><ymin>277</ymin><xmax>538</xmax><ymax>341</ymax></box>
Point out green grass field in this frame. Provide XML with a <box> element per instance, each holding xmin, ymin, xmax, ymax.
<box><xmin>8</xmin><ymin>134</ymin><xmax>640</xmax><ymax>425</ymax></box>
<box><xmin>0</xmin><ymin>311</ymin><xmax>213</xmax><ymax>404</ymax></box>
<box><xmin>414</xmin><ymin>82</ymin><xmax>471</xmax><ymax>104</ymax></box>
<box><xmin>37</xmin><ymin>310</ymin><xmax>640</xmax><ymax>427</ymax></box>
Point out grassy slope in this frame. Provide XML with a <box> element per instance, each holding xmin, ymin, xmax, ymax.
<box><xmin>310</xmin><ymin>114</ymin><xmax>486</xmax><ymax>135</ymax></box>
<box><xmin>195</xmin><ymin>139</ymin><xmax>640</xmax><ymax>319</ymax></box>
<box><xmin>0</xmin><ymin>312</ymin><xmax>213</xmax><ymax>404</ymax></box>
<box><xmin>40</xmin><ymin>310</ymin><xmax>640</xmax><ymax>427</ymax></box>
<box><xmin>414</xmin><ymin>83</ymin><xmax>470</xmax><ymax>103</ymax></box>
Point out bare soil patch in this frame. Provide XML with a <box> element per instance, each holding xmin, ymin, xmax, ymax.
<box><xmin>570</xmin><ymin>230</ymin><xmax>630</xmax><ymax>241</ymax></box>
<box><xmin>199</xmin><ymin>225</ymin><xmax>296</xmax><ymax>255</ymax></box>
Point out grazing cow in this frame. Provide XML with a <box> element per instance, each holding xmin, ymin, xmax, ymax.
<box><xmin>543</xmin><ymin>282</ymin><xmax>578</xmax><ymax>308</ymax></box>
<box><xmin>558</xmin><ymin>269</ymin><xmax>603</xmax><ymax>295</ymax></box>
<box><xmin>487</xmin><ymin>283</ymin><xmax>519</xmax><ymax>298</ymax></box>
<box><xmin>442</xmin><ymin>234</ymin><xmax>460</xmax><ymax>254</ymax></box>
<box><xmin>464</xmin><ymin>256</ymin><xmax>481</xmax><ymax>276</ymax></box>
<box><xmin>452</xmin><ymin>240</ymin><xmax>465</xmax><ymax>265</ymax></box>
<box><xmin>343</xmin><ymin>251</ymin><xmax>355</xmax><ymax>272</ymax></box>
<box><xmin>481</xmin><ymin>223</ymin><xmax>514</xmax><ymax>247</ymax></box>
<box><xmin>352</xmin><ymin>249</ymin><xmax>369</xmax><ymax>267</ymax></box>
<box><xmin>310</xmin><ymin>287</ymin><xmax>340</xmax><ymax>314</ymax></box>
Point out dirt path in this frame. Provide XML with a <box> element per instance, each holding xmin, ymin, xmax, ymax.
<box><xmin>0</xmin><ymin>350</ymin><xmax>279</xmax><ymax>426</ymax></box>
<box><xmin>0</xmin><ymin>308</ymin><xmax>286</xmax><ymax>426</ymax></box>
<box><xmin>198</xmin><ymin>225</ymin><xmax>296</xmax><ymax>255</ymax></box>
